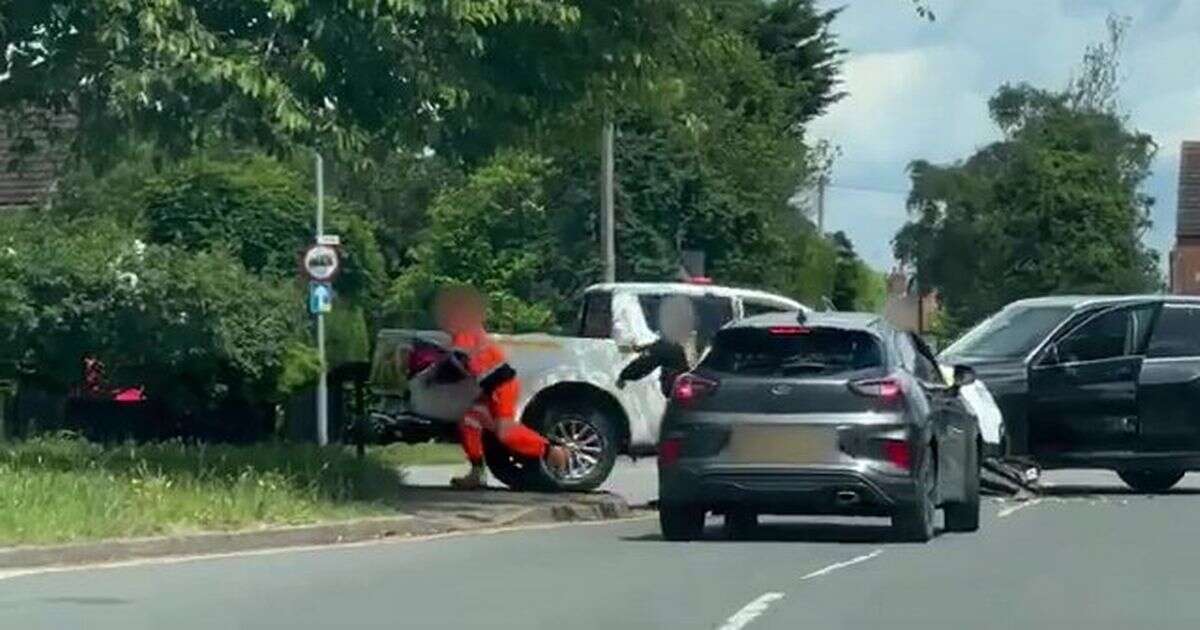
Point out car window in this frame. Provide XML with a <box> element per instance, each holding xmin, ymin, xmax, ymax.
<box><xmin>1056</xmin><ymin>306</ymin><xmax>1153</xmax><ymax>363</ymax></box>
<box><xmin>579</xmin><ymin>291</ymin><xmax>613</xmax><ymax>338</ymax></box>
<box><xmin>942</xmin><ymin>304</ymin><xmax>1074</xmax><ymax>360</ymax></box>
<box><xmin>703</xmin><ymin>327</ymin><xmax>883</xmax><ymax>376</ymax></box>
<box><xmin>1148</xmin><ymin>305</ymin><xmax>1200</xmax><ymax>358</ymax></box>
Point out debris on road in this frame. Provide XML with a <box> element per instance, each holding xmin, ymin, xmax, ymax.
<box><xmin>981</xmin><ymin>459</ymin><xmax>1040</xmax><ymax>499</ymax></box>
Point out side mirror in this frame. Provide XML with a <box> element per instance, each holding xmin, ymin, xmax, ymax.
<box><xmin>952</xmin><ymin>365</ymin><xmax>977</xmax><ymax>388</ymax></box>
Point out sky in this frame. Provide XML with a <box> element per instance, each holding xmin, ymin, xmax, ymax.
<box><xmin>808</xmin><ymin>0</ymin><xmax>1200</xmax><ymax>272</ymax></box>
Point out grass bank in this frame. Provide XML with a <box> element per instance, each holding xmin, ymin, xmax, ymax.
<box><xmin>369</xmin><ymin>442</ymin><xmax>465</xmax><ymax>467</ymax></box>
<box><xmin>0</xmin><ymin>437</ymin><xmax>405</xmax><ymax>546</ymax></box>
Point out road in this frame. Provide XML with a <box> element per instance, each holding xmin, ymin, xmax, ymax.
<box><xmin>3</xmin><ymin>466</ymin><xmax>1199</xmax><ymax>629</ymax></box>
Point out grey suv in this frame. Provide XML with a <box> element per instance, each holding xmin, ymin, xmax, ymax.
<box><xmin>657</xmin><ymin>312</ymin><xmax>981</xmax><ymax>542</ymax></box>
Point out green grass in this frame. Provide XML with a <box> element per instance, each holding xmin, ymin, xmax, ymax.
<box><xmin>0</xmin><ymin>437</ymin><xmax>407</xmax><ymax>546</ymax></box>
<box><xmin>368</xmin><ymin>442</ymin><xmax>466</xmax><ymax>467</ymax></box>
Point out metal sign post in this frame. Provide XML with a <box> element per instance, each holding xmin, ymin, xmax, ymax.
<box><xmin>313</xmin><ymin>154</ymin><xmax>329</xmax><ymax>446</ymax></box>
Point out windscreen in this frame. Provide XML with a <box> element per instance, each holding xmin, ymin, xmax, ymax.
<box><xmin>942</xmin><ymin>304</ymin><xmax>1073</xmax><ymax>361</ymax></box>
<box><xmin>702</xmin><ymin>327</ymin><xmax>884</xmax><ymax>377</ymax></box>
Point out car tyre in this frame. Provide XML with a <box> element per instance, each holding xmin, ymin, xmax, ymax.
<box><xmin>724</xmin><ymin>511</ymin><xmax>758</xmax><ymax>540</ymax></box>
<box><xmin>1118</xmin><ymin>469</ymin><xmax>1185</xmax><ymax>494</ymax></box>
<box><xmin>893</xmin><ymin>445</ymin><xmax>936</xmax><ymax>543</ymax></box>
<box><xmin>661</xmin><ymin>504</ymin><xmax>706</xmax><ymax>541</ymax></box>
<box><xmin>526</xmin><ymin>399</ymin><xmax>620</xmax><ymax>493</ymax></box>
<box><xmin>944</xmin><ymin>440</ymin><xmax>980</xmax><ymax>533</ymax></box>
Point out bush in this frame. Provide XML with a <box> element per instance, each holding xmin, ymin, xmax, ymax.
<box><xmin>0</xmin><ymin>215</ymin><xmax>310</xmax><ymax>409</ymax></box>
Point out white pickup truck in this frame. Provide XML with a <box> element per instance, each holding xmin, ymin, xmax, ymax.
<box><xmin>368</xmin><ymin>282</ymin><xmax>806</xmax><ymax>491</ymax></box>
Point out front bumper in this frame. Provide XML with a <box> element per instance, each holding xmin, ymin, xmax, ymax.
<box><xmin>659</xmin><ymin>463</ymin><xmax>920</xmax><ymax>517</ymax></box>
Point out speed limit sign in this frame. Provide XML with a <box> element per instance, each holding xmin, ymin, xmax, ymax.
<box><xmin>302</xmin><ymin>244</ymin><xmax>340</xmax><ymax>282</ymax></box>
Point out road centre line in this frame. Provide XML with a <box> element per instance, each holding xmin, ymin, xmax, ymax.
<box><xmin>800</xmin><ymin>549</ymin><xmax>884</xmax><ymax>581</ymax></box>
<box><xmin>717</xmin><ymin>592</ymin><xmax>785</xmax><ymax>630</ymax></box>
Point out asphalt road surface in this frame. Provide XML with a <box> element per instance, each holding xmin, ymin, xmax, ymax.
<box><xmin>4</xmin><ymin>466</ymin><xmax>1199</xmax><ymax>629</ymax></box>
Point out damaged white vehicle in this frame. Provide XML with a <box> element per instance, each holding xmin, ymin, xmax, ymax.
<box><xmin>367</xmin><ymin>282</ymin><xmax>806</xmax><ymax>492</ymax></box>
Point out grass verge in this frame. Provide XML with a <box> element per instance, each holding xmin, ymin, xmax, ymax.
<box><xmin>0</xmin><ymin>437</ymin><xmax>405</xmax><ymax>546</ymax></box>
<box><xmin>368</xmin><ymin>442</ymin><xmax>465</xmax><ymax>467</ymax></box>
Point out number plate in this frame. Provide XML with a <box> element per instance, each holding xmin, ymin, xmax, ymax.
<box><xmin>727</xmin><ymin>425</ymin><xmax>839</xmax><ymax>464</ymax></box>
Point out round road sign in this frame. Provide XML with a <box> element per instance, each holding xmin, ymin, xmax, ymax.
<box><xmin>302</xmin><ymin>244</ymin><xmax>340</xmax><ymax>282</ymax></box>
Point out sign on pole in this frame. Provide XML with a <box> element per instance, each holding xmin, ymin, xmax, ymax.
<box><xmin>308</xmin><ymin>282</ymin><xmax>333</xmax><ymax>315</ymax></box>
<box><xmin>302</xmin><ymin>244</ymin><xmax>340</xmax><ymax>283</ymax></box>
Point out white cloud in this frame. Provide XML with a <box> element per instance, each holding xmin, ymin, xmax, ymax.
<box><xmin>811</xmin><ymin>0</ymin><xmax>1200</xmax><ymax>270</ymax></box>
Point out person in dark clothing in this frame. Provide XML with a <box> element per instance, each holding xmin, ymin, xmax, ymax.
<box><xmin>617</xmin><ymin>295</ymin><xmax>697</xmax><ymax>397</ymax></box>
<box><xmin>617</xmin><ymin>339</ymin><xmax>690</xmax><ymax>397</ymax></box>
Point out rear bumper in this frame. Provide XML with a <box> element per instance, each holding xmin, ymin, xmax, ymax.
<box><xmin>659</xmin><ymin>463</ymin><xmax>919</xmax><ymax>517</ymax></box>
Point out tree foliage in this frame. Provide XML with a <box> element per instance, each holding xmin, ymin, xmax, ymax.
<box><xmin>894</xmin><ymin>28</ymin><xmax>1160</xmax><ymax>331</ymax></box>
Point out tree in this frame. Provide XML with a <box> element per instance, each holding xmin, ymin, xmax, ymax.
<box><xmin>894</xmin><ymin>18</ymin><xmax>1158</xmax><ymax>331</ymax></box>
<box><xmin>0</xmin><ymin>0</ymin><xmax>684</xmax><ymax>163</ymax></box>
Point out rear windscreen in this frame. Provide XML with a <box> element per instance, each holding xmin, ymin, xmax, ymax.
<box><xmin>702</xmin><ymin>327</ymin><xmax>884</xmax><ymax>376</ymax></box>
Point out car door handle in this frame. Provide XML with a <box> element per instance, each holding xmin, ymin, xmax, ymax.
<box><xmin>948</xmin><ymin>426</ymin><xmax>965</xmax><ymax>435</ymax></box>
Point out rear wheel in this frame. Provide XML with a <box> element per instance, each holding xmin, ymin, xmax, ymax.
<box><xmin>526</xmin><ymin>399</ymin><xmax>620</xmax><ymax>492</ymax></box>
<box><xmin>893</xmin><ymin>444</ymin><xmax>937</xmax><ymax>542</ymax></box>
<box><xmin>660</xmin><ymin>504</ymin><xmax>706</xmax><ymax>541</ymax></box>
<box><xmin>1118</xmin><ymin>469</ymin><xmax>1185</xmax><ymax>493</ymax></box>
<box><xmin>944</xmin><ymin>440</ymin><xmax>981</xmax><ymax>533</ymax></box>
<box><xmin>724</xmin><ymin>510</ymin><xmax>758</xmax><ymax>540</ymax></box>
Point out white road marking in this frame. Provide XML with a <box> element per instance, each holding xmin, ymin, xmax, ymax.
<box><xmin>800</xmin><ymin>549</ymin><xmax>884</xmax><ymax>581</ymax></box>
<box><xmin>716</xmin><ymin>592</ymin><xmax>785</xmax><ymax>630</ymax></box>
<box><xmin>998</xmin><ymin>498</ymin><xmax>1043</xmax><ymax>518</ymax></box>
<box><xmin>0</xmin><ymin>513</ymin><xmax>655</xmax><ymax>583</ymax></box>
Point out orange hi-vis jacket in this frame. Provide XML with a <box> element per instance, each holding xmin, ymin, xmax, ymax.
<box><xmin>451</xmin><ymin>329</ymin><xmax>548</xmax><ymax>463</ymax></box>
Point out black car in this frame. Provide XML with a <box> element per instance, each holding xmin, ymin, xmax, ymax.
<box><xmin>941</xmin><ymin>295</ymin><xmax>1200</xmax><ymax>492</ymax></box>
<box><xmin>657</xmin><ymin>312</ymin><xmax>981</xmax><ymax>542</ymax></box>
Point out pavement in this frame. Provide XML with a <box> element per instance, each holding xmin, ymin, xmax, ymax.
<box><xmin>3</xmin><ymin>463</ymin><xmax>1200</xmax><ymax>629</ymax></box>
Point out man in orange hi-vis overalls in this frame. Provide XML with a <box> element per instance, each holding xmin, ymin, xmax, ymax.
<box><xmin>434</xmin><ymin>286</ymin><xmax>569</xmax><ymax>489</ymax></box>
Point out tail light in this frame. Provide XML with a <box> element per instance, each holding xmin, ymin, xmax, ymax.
<box><xmin>881</xmin><ymin>439</ymin><xmax>912</xmax><ymax>471</ymax></box>
<box><xmin>768</xmin><ymin>326</ymin><xmax>811</xmax><ymax>335</ymax></box>
<box><xmin>671</xmin><ymin>374</ymin><xmax>719</xmax><ymax>404</ymax></box>
<box><xmin>848</xmin><ymin>377</ymin><xmax>903</xmax><ymax>403</ymax></box>
<box><xmin>659</xmin><ymin>437</ymin><xmax>684</xmax><ymax>467</ymax></box>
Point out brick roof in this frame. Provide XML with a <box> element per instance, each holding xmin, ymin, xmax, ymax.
<box><xmin>0</xmin><ymin>112</ymin><xmax>74</xmax><ymax>209</ymax></box>
<box><xmin>1180</xmin><ymin>141</ymin><xmax>1200</xmax><ymax>238</ymax></box>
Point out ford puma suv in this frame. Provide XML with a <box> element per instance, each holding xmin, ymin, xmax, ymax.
<box><xmin>657</xmin><ymin>312</ymin><xmax>981</xmax><ymax>542</ymax></box>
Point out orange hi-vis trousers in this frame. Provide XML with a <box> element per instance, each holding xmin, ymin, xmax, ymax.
<box><xmin>452</xmin><ymin>330</ymin><xmax>549</xmax><ymax>465</ymax></box>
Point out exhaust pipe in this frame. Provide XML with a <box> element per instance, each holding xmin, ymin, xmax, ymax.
<box><xmin>835</xmin><ymin>490</ymin><xmax>861</xmax><ymax>506</ymax></box>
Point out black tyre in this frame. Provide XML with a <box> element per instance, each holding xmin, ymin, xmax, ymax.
<box><xmin>482</xmin><ymin>431</ymin><xmax>539</xmax><ymax>490</ymax></box>
<box><xmin>724</xmin><ymin>510</ymin><xmax>758</xmax><ymax>540</ymax></box>
<box><xmin>526</xmin><ymin>399</ymin><xmax>620</xmax><ymax>492</ymax></box>
<box><xmin>1118</xmin><ymin>469</ymin><xmax>1185</xmax><ymax>493</ymax></box>
<box><xmin>660</xmin><ymin>504</ymin><xmax>706</xmax><ymax>541</ymax></box>
<box><xmin>944</xmin><ymin>440</ymin><xmax>981</xmax><ymax>533</ymax></box>
<box><xmin>893</xmin><ymin>444</ymin><xmax>936</xmax><ymax>542</ymax></box>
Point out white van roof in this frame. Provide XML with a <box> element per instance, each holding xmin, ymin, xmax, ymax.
<box><xmin>583</xmin><ymin>282</ymin><xmax>808</xmax><ymax>311</ymax></box>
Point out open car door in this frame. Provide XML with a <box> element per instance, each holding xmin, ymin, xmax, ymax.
<box><xmin>1026</xmin><ymin>303</ymin><xmax>1157</xmax><ymax>459</ymax></box>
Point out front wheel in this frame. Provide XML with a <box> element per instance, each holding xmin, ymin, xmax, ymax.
<box><xmin>1118</xmin><ymin>469</ymin><xmax>1185</xmax><ymax>493</ymax></box>
<box><xmin>525</xmin><ymin>399</ymin><xmax>620</xmax><ymax>492</ymax></box>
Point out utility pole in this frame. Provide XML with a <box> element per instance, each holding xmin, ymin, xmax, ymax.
<box><xmin>600</xmin><ymin>121</ymin><xmax>616</xmax><ymax>283</ymax></box>
<box><xmin>314</xmin><ymin>152</ymin><xmax>328</xmax><ymax>447</ymax></box>
<box><xmin>816</xmin><ymin>175</ymin><xmax>827</xmax><ymax>234</ymax></box>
